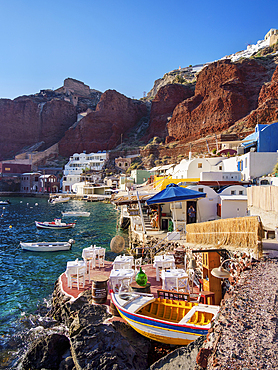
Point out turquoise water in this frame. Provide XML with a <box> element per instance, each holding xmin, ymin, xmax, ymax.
<box><xmin>0</xmin><ymin>197</ymin><xmax>124</xmax><ymax>337</ymax></box>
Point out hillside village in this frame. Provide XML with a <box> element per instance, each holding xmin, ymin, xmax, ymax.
<box><xmin>2</xmin><ymin>29</ymin><xmax>278</xmax><ymax>370</ymax></box>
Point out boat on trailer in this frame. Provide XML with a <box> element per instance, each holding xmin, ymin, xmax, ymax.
<box><xmin>61</xmin><ymin>211</ymin><xmax>90</xmax><ymax>217</ymax></box>
<box><xmin>20</xmin><ymin>239</ymin><xmax>75</xmax><ymax>252</ymax></box>
<box><xmin>35</xmin><ymin>219</ymin><xmax>76</xmax><ymax>230</ymax></box>
<box><xmin>110</xmin><ymin>291</ymin><xmax>220</xmax><ymax>345</ymax></box>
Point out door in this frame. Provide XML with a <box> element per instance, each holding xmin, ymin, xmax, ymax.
<box><xmin>187</xmin><ymin>201</ymin><xmax>197</xmax><ymax>224</ymax></box>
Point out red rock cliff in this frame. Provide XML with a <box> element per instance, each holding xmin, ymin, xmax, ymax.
<box><xmin>145</xmin><ymin>83</ymin><xmax>195</xmax><ymax>141</ymax></box>
<box><xmin>58</xmin><ymin>90</ymin><xmax>148</xmax><ymax>157</ymax></box>
<box><xmin>0</xmin><ymin>99</ymin><xmax>76</xmax><ymax>160</ymax></box>
<box><xmin>166</xmin><ymin>59</ymin><xmax>270</xmax><ymax>143</ymax></box>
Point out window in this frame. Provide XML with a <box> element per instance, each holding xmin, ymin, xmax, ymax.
<box><xmin>198</xmin><ymin>163</ymin><xmax>202</xmax><ymax>168</ymax></box>
<box><xmin>198</xmin><ymin>188</ymin><xmax>204</xmax><ymax>192</ymax></box>
<box><xmin>231</xmin><ymin>190</ymin><xmax>235</xmax><ymax>195</ymax></box>
<box><xmin>219</xmin><ymin>166</ymin><xmax>222</xmax><ymax>171</ymax></box>
<box><xmin>239</xmin><ymin>190</ymin><xmax>243</xmax><ymax>195</ymax></box>
<box><xmin>245</xmin><ymin>158</ymin><xmax>247</xmax><ymax>168</ymax></box>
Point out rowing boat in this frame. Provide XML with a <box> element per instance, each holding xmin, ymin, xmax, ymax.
<box><xmin>61</xmin><ymin>211</ymin><xmax>90</xmax><ymax>217</ymax></box>
<box><xmin>110</xmin><ymin>291</ymin><xmax>220</xmax><ymax>345</ymax></box>
<box><xmin>20</xmin><ymin>239</ymin><xmax>74</xmax><ymax>252</ymax></box>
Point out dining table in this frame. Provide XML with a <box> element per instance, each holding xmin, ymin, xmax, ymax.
<box><xmin>153</xmin><ymin>254</ymin><xmax>175</xmax><ymax>281</ymax></box>
<box><xmin>160</xmin><ymin>268</ymin><xmax>189</xmax><ymax>291</ymax></box>
<box><xmin>109</xmin><ymin>268</ymin><xmax>135</xmax><ymax>291</ymax></box>
<box><xmin>112</xmin><ymin>255</ymin><xmax>134</xmax><ymax>270</ymax></box>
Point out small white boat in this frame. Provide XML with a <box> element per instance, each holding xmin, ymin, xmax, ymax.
<box><xmin>49</xmin><ymin>196</ymin><xmax>70</xmax><ymax>204</ymax></box>
<box><xmin>35</xmin><ymin>219</ymin><xmax>76</xmax><ymax>230</ymax></box>
<box><xmin>61</xmin><ymin>211</ymin><xmax>90</xmax><ymax>217</ymax></box>
<box><xmin>0</xmin><ymin>200</ymin><xmax>10</xmax><ymax>205</ymax></box>
<box><xmin>20</xmin><ymin>239</ymin><xmax>75</xmax><ymax>252</ymax></box>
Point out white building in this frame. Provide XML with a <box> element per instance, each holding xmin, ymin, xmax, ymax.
<box><xmin>187</xmin><ymin>185</ymin><xmax>219</xmax><ymax>222</ymax></box>
<box><xmin>200</xmin><ymin>171</ymin><xmax>242</xmax><ymax>182</ymax></box>
<box><xmin>63</xmin><ymin>151</ymin><xmax>107</xmax><ymax>192</ymax></box>
<box><xmin>172</xmin><ymin>157</ymin><xmax>226</xmax><ymax>180</ymax></box>
<box><xmin>218</xmin><ymin>185</ymin><xmax>248</xmax><ymax>219</ymax></box>
<box><xmin>223</xmin><ymin>152</ymin><xmax>278</xmax><ymax>181</ymax></box>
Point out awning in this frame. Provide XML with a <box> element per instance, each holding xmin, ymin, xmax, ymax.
<box><xmin>111</xmin><ymin>193</ymin><xmax>155</xmax><ymax>205</ymax></box>
<box><xmin>146</xmin><ymin>183</ymin><xmax>206</xmax><ymax>205</ymax></box>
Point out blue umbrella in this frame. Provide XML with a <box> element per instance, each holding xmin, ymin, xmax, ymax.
<box><xmin>146</xmin><ymin>183</ymin><xmax>206</xmax><ymax>205</ymax></box>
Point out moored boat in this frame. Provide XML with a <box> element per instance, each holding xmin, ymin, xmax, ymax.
<box><xmin>61</xmin><ymin>211</ymin><xmax>90</xmax><ymax>217</ymax></box>
<box><xmin>35</xmin><ymin>219</ymin><xmax>76</xmax><ymax>230</ymax></box>
<box><xmin>0</xmin><ymin>200</ymin><xmax>11</xmax><ymax>205</ymax></box>
<box><xmin>110</xmin><ymin>291</ymin><xmax>220</xmax><ymax>345</ymax></box>
<box><xmin>20</xmin><ymin>239</ymin><xmax>74</xmax><ymax>252</ymax></box>
<box><xmin>49</xmin><ymin>196</ymin><xmax>70</xmax><ymax>204</ymax></box>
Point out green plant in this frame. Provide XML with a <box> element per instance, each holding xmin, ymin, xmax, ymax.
<box><xmin>212</xmin><ymin>148</ymin><xmax>217</xmax><ymax>154</ymax></box>
<box><xmin>273</xmin><ymin>161</ymin><xmax>278</xmax><ymax>175</ymax></box>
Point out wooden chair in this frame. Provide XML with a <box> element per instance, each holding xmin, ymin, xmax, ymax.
<box><xmin>97</xmin><ymin>248</ymin><xmax>105</xmax><ymax>268</ymax></box>
<box><xmin>157</xmin><ymin>289</ymin><xmax>190</xmax><ymax>302</ymax></box>
<box><xmin>170</xmin><ymin>276</ymin><xmax>190</xmax><ymax>293</ymax></box>
<box><xmin>68</xmin><ymin>266</ymin><xmax>86</xmax><ymax>290</ymax></box>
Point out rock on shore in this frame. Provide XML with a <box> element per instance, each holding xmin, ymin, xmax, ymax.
<box><xmin>203</xmin><ymin>260</ymin><xmax>278</xmax><ymax>369</ymax></box>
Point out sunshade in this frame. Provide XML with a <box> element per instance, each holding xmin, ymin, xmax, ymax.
<box><xmin>146</xmin><ymin>183</ymin><xmax>206</xmax><ymax>205</ymax></box>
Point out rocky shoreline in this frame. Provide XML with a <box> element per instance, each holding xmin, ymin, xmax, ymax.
<box><xmin>15</xmin><ymin>279</ymin><xmax>205</xmax><ymax>370</ymax></box>
<box><xmin>6</xmin><ymin>257</ymin><xmax>278</xmax><ymax>369</ymax></box>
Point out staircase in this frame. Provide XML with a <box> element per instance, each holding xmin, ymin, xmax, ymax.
<box><xmin>143</xmin><ymin>214</ymin><xmax>157</xmax><ymax>232</ymax></box>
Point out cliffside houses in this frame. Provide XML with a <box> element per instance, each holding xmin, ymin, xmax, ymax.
<box><xmin>62</xmin><ymin>151</ymin><xmax>107</xmax><ymax>193</ymax></box>
<box><xmin>113</xmin><ymin>122</ymin><xmax>278</xmax><ymax>241</ymax></box>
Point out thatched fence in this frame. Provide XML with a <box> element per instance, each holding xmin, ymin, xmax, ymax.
<box><xmin>186</xmin><ymin>216</ymin><xmax>264</xmax><ymax>257</ymax></box>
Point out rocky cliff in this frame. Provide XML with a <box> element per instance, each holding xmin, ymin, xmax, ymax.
<box><xmin>230</xmin><ymin>60</ymin><xmax>278</xmax><ymax>132</ymax></box>
<box><xmin>1</xmin><ymin>52</ymin><xmax>278</xmax><ymax>164</ymax></box>
<box><xmin>145</xmin><ymin>83</ymin><xmax>195</xmax><ymax>141</ymax></box>
<box><xmin>166</xmin><ymin>58</ymin><xmax>274</xmax><ymax>144</ymax></box>
<box><xmin>0</xmin><ymin>98</ymin><xmax>77</xmax><ymax>160</ymax></box>
<box><xmin>58</xmin><ymin>90</ymin><xmax>148</xmax><ymax>157</ymax></box>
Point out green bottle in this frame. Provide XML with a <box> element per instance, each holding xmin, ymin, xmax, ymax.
<box><xmin>135</xmin><ymin>267</ymin><xmax>148</xmax><ymax>287</ymax></box>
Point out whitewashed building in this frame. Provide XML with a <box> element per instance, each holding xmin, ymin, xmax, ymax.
<box><xmin>218</xmin><ymin>185</ymin><xmax>248</xmax><ymax>219</ymax></box>
<box><xmin>223</xmin><ymin>152</ymin><xmax>278</xmax><ymax>181</ymax></box>
<box><xmin>63</xmin><ymin>151</ymin><xmax>107</xmax><ymax>192</ymax></box>
<box><xmin>172</xmin><ymin>157</ymin><xmax>226</xmax><ymax>180</ymax></box>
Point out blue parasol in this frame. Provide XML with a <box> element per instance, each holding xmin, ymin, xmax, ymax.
<box><xmin>146</xmin><ymin>183</ymin><xmax>206</xmax><ymax>205</ymax></box>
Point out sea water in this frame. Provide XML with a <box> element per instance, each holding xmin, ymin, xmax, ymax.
<box><xmin>0</xmin><ymin>197</ymin><xmax>125</xmax><ymax>338</ymax></box>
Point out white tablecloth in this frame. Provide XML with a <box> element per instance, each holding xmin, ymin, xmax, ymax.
<box><xmin>112</xmin><ymin>255</ymin><xmax>134</xmax><ymax>270</ymax></box>
<box><xmin>153</xmin><ymin>255</ymin><xmax>175</xmax><ymax>281</ymax></box>
<box><xmin>109</xmin><ymin>268</ymin><xmax>135</xmax><ymax>291</ymax></box>
<box><xmin>160</xmin><ymin>268</ymin><xmax>189</xmax><ymax>290</ymax></box>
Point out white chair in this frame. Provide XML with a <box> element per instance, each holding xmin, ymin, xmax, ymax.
<box><xmin>82</xmin><ymin>250</ymin><xmax>96</xmax><ymax>274</ymax></box>
<box><xmin>68</xmin><ymin>265</ymin><xmax>86</xmax><ymax>290</ymax></box>
<box><xmin>118</xmin><ymin>277</ymin><xmax>132</xmax><ymax>295</ymax></box>
<box><xmin>97</xmin><ymin>248</ymin><xmax>105</xmax><ymax>268</ymax></box>
<box><xmin>171</xmin><ymin>276</ymin><xmax>190</xmax><ymax>293</ymax></box>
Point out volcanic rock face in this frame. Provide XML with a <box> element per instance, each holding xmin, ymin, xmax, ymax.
<box><xmin>0</xmin><ymin>98</ymin><xmax>77</xmax><ymax>160</ymax></box>
<box><xmin>58</xmin><ymin>89</ymin><xmax>148</xmax><ymax>157</ymax></box>
<box><xmin>244</xmin><ymin>64</ymin><xmax>278</xmax><ymax>127</ymax></box>
<box><xmin>166</xmin><ymin>59</ymin><xmax>270</xmax><ymax>143</ymax></box>
<box><xmin>145</xmin><ymin>83</ymin><xmax>195</xmax><ymax>141</ymax></box>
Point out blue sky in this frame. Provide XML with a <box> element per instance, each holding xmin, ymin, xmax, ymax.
<box><xmin>0</xmin><ymin>0</ymin><xmax>277</xmax><ymax>100</ymax></box>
